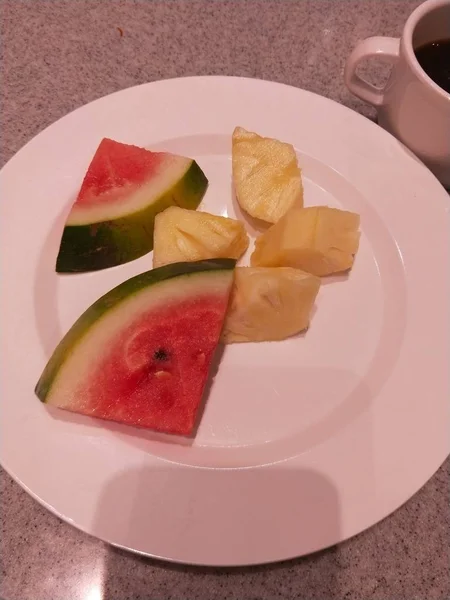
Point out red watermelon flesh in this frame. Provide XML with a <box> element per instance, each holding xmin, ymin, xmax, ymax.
<box><xmin>77</xmin><ymin>294</ymin><xmax>226</xmax><ymax>435</ymax></box>
<box><xmin>74</xmin><ymin>138</ymin><xmax>168</xmax><ymax>208</ymax></box>
<box><xmin>36</xmin><ymin>260</ymin><xmax>236</xmax><ymax>436</ymax></box>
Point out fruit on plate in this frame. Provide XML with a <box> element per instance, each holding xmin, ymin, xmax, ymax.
<box><xmin>153</xmin><ymin>206</ymin><xmax>249</xmax><ymax>268</ymax></box>
<box><xmin>56</xmin><ymin>138</ymin><xmax>208</xmax><ymax>273</ymax></box>
<box><xmin>222</xmin><ymin>267</ymin><xmax>320</xmax><ymax>343</ymax></box>
<box><xmin>35</xmin><ymin>259</ymin><xmax>236</xmax><ymax>436</ymax></box>
<box><xmin>251</xmin><ymin>206</ymin><xmax>360</xmax><ymax>276</ymax></box>
<box><xmin>232</xmin><ymin>126</ymin><xmax>303</xmax><ymax>223</ymax></box>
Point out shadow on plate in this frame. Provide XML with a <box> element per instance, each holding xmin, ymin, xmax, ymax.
<box><xmin>86</xmin><ymin>391</ymin><xmax>375</xmax><ymax>599</ymax></box>
<box><xmin>93</xmin><ymin>464</ymin><xmax>343</xmax><ymax>577</ymax></box>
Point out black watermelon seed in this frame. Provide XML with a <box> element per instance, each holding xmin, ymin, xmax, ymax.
<box><xmin>154</xmin><ymin>349</ymin><xmax>169</xmax><ymax>361</ymax></box>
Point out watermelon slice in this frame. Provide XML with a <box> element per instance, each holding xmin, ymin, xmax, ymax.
<box><xmin>36</xmin><ymin>259</ymin><xmax>235</xmax><ymax>436</ymax></box>
<box><xmin>56</xmin><ymin>138</ymin><xmax>208</xmax><ymax>273</ymax></box>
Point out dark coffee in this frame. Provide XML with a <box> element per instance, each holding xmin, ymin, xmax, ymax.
<box><xmin>414</xmin><ymin>39</ymin><xmax>450</xmax><ymax>94</ymax></box>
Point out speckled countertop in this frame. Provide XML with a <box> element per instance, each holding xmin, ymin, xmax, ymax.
<box><xmin>1</xmin><ymin>1</ymin><xmax>449</xmax><ymax>599</ymax></box>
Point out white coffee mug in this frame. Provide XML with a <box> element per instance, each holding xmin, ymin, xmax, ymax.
<box><xmin>344</xmin><ymin>0</ymin><xmax>450</xmax><ymax>188</ymax></box>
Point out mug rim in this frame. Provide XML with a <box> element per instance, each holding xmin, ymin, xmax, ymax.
<box><xmin>403</xmin><ymin>0</ymin><xmax>450</xmax><ymax>101</ymax></box>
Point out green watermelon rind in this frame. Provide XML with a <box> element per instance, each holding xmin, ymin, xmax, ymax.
<box><xmin>36</xmin><ymin>258</ymin><xmax>236</xmax><ymax>403</ymax></box>
<box><xmin>56</xmin><ymin>160</ymin><xmax>208</xmax><ymax>273</ymax></box>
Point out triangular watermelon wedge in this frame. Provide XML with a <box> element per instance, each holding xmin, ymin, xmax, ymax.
<box><xmin>56</xmin><ymin>138</ymin><xmax>208</xmax><ymax>273</ymax></box>
<box><xmin>36</xmin><ymin>259</ymin><xmax>235</xmax><ymax>436</ymax></box>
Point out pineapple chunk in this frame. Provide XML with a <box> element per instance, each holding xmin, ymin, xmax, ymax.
<box><xmin>153</xmin><ymin>206</ymin><xmax>249</xmax><ymax>268</ymax></box>
<box><xmin>251</xmin><ymin>206</ymin><xmax>360</xmax><ymax>276</ymax></box>
<box><xmin>222</xmin><ymin>267</ymin><xmax>320</xmax><ymax>343</ymax></box>
<box><xmin>232</xmin><ymin>126</ymin><xmax>303</xmax><ymax>223</ymax></box>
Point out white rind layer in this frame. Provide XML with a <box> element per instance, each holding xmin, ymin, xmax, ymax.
<box><xmin>67</xmin><ymin>155</ymin><xmax>192</xmax><ymax>225</ymax></box>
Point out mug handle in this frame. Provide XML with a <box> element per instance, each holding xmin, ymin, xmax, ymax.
<box><xmin>344</xmin><ymin>37</ymin><xmax>400</xmax><ymax>107</ymax></box>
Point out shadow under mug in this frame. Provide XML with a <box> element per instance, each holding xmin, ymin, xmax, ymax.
<box><xmin>344</xmin><ymin>0</ymin><xmax>450</xmax><ymax>189</ymax></box>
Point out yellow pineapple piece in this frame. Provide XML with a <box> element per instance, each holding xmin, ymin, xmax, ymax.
<box><xmin>232</xmin><ymin>126</ymin><xmax>303</xmax><ymax>223</ymax></box>
<box><xmin>251</xmin><ymin>206</ymin><xmax>360</xmax><ymax>276</ymax></box>
<box><xmin>153</xmin><ymin>206</ymin><xmax>249</xmax><ymax>268</ymax></box>
<box><xmin>222</xmin><ymin>267</ymin><xmax>320</xmax><ymax>343</ymax></box>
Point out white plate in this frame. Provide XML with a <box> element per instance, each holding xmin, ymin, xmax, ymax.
<box><xmin>1</xmin><ymin>76</ymin><xmax>449</xmax><ymax>566</ymax></box>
